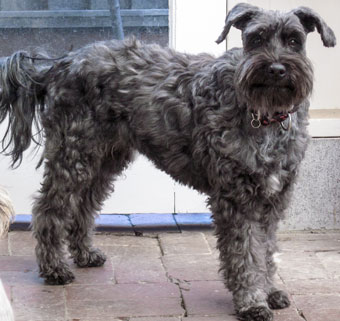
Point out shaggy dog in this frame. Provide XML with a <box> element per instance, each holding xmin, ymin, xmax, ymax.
<box><xmin>0</xmin><ymin>3</ymin><xmax>336</xmax><ymax>320</ymax></box>
<box><xmin>0</xmin><ymin>187</ymin><xmax>14</xmax><ymax>238</ymax></box>
<box><xmin>0</xmin><ymin>188</ymin><xmax>14</xmax><ymax>320</ymax></box>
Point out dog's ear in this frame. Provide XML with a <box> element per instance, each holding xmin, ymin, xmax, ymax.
<box><xmin>216</xmin><ymin>3</ymin><xmax>260</xmax><ymax>44</ymax></box>
<box><xmin>293</xmin><ymin>7</ymin><xmax>336</xmax><ymax>47</ymax></box>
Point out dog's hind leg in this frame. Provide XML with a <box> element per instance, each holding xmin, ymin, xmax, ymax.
<box><xmin>32</xmin><ymin>121</ymin><xmax>133</xmax><ymax>285</ymax></box>
<box><xmin>66</xmin><ymin>150</ymin><xmax>133</xmax><ymax>268</ymax></box>
<box><xmin>32</xmin><ymin>157</ymin><xmax>77</xmax><ymax>285</ymax></box>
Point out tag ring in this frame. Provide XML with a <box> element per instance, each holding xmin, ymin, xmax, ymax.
<box><xmin>251</xmin><ymin>112</ymin><xmax>261</xmax><ymax>129</ymax></box>
<box><xmin>280</xmin><ymin>113</ymin><xmax>292</xmax><ymax>131</ymax></box>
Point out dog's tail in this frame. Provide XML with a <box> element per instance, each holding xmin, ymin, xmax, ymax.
<box><xmin>0</xmin><ymin>52</ymin><xmax>47</xmax><ymax>167</ymax></box>
<box><xmin>0</xmin><ymin>186</ymin><xmax>14</xmax><ymax>238</ymax></box>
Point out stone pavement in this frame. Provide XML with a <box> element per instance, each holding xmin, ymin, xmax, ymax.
<box><xmin>0</xmin><ymin>230</ymin><xmax>339</xmax><ymax>321</ymax></box>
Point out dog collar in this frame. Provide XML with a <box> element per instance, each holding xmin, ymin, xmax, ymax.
<box><xmin>251</xmin><ymin>110</ymin><xmax>293</xmax><ymax>131</ymax></box>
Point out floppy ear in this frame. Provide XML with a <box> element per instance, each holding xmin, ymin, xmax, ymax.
<box><xmin>293</xmin><ymin>7</ymin><xmax>336</xmax><ymax>47</ymax></box>
<box><xmin>216</xmin><ymin>3</ymin><xmax>261</xmax><ymax>44</ymax></box>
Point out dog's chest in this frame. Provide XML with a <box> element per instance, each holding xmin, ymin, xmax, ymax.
<box><xmin>210</xmin><ymin>125</ymin><xmax>301</xmax><ymax>195</ymax></box>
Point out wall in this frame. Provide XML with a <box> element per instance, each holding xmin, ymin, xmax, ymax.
<box><xmin>1</xmin><ymin>1</ymin><xmax>339</xmax><ymax>230</ymax></box>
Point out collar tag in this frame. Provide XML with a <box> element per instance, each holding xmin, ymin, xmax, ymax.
<box><xmin>251</xmin><ymin>112</ymin><xmax>261</xmax><ymax>129</ymax></box>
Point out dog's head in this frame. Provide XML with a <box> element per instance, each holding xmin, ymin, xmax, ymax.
<box><xmin>217</xmin><ymin>3</ymin><xmax>336</xmax><ymax>116</ymax></box>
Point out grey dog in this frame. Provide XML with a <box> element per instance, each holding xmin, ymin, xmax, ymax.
<box><xmin>0</xmin><ymin>3</ymin><xmax>336</xmax><ymax>321</ymax></box>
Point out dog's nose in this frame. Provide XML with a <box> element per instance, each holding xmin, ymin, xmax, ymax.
<box><xmin>268</xmin><ymin>63</ymin><xmax>286</xmax><ymax>78</ymax></box>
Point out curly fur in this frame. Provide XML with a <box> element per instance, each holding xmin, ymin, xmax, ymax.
<box><xmin>0</xmin><ymin>187</ymin><xmax>14</xmax><ymax>238</ymax></box>
<box><xmin>0</xmin><ymin>3</ymin><xmax>336</xmax><ymax>321</ymax></box>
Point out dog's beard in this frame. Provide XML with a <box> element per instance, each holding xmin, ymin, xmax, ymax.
<box><xmin>235</xmin><ymin>52</ymin><xmax>314</xmax><ymax>117</ymax></box>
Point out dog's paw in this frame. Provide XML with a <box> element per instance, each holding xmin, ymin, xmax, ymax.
<box><xmin>268</xmin><ymin>290</ymin><xmax>290</xmax><ymax>309</ymax></box>
<box><xmin>41</xmin><ymin>264</ymin><xmax>75</xmax><ymax>285</ymax></box>
<box><xmin>238</xmin><ymin>306</ymin><xmax>273</xmax><ymax>321</ymax></box>
<box><xmin>75</xmin><ymin>248</ymin><xmax>107</xmax><ymax>268</ymax></box>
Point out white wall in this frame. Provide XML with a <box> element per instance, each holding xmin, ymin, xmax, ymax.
<box><xmin>1</xmin><ymin>1</ymin><xmax>339</xmax><ymax>214</ymax></box>
<box><xmin>169</xmin><ymin>0</ymin><xmax>227</xmax><ymax>56</ymax></box>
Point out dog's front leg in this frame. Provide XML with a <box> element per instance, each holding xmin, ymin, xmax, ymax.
<box><xmin>211</xmin><ymin>195</ymin><xmax>275</xmax><ymax>321</ymax></box>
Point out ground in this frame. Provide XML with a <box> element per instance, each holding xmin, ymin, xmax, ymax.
<box><xmin>0</xmin><ymin>229</ymin><xmax>339</xmax><ymax>321</ymax></box>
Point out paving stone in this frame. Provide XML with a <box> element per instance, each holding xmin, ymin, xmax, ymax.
<box><xmin>66</xmin><ymin>283</ymin><xmax>184</xmax><ymax>319</ymax></box>
<box><xmin>94</xmin><ymin>234</ymin><xmax>162</xmax><ymax>257</ymax></box>
<box><xmin>278</xmin><ymin>238</ymin><xmax>340</xmax><ymax>252</ymax></box>
<box><xmin>2</xmin><ymin>230</ymin><xmax>340</xmax><ymax>321</ymax></box>
<box><xmin>277</xmin><ymin>252</ymin><xmax>329</xmax><ymax>280</ymax></box>
<box><xmin>302</xmin><ymin>309</ymin><xmax>340</xmax><ymax>321</ymax></box>
<box><xmin>129</xmin><ymin>317</ymin><xmax>181</xmax><ymax>321</ymax></box>
<box><xmin>15</xmin><ymin>317</ymin><xmax>64</xmax><ymax>321</ymax></box>
<box><xmin>1</xmin><ymin>260</ymin><xmax>114</xmax><ymax>287</ymax></box>
<box><xmin>111</xmin><ymin>255</ymin><xmax>168</xmax><ymax>283</ymax></box>
<box><xmin>285</xmin><ymin>279</ymin><xmax>340</xmax><ymax>295</ymax></box>
<box><xmin>203</xmin><ymin>234</ymin><xmax>219</xmax><ymax>259</ymax></box>
<box><xmin>0</xmin><ymin>255</ymin><xmax>37</xmax><ymax>272</ymax></box>
<box><xmin>182</xmin><ymin>281</ymin><xmax>234</xmax><ymax>316</ymax></box>
<box><xmin>159</xmin><ymin>233</ymin><xmax>211</xmax><ymax>256</ymax></box>
<box><xmin>183</xmin><ymin>316</ymin><xmax>237</xmax><ymax>321</ymax></box>
<box><xmin>293</xmin><ymin>294</ymin><xmax>340</xmax><ymax>312</ymax></box>
<box><xmin>100</xmin><ymin>244</ymin><xmax>162</xmax><ymax>258</ymax></box>
<box><xmin>204</xmin><ymin>231</ymin><xmax>217</xmax><ymax>248</ymax></box>
<box><xmin>162</xmin><ymin>254</ymin><xmax>221</xmax><ymax>281</ymax></box>
<box><xmin>0</xmin><ymin>235</ymin><xmax>9</xmax><ymax>255</ymax></box>
<box><xmin>0</xmin><ymin>255</ymin><xmax>41</xmax><ymax>287</ymax></box>
<box><xmin>93</xmin><ymin>234</ymin><xmax>159</xmax><ymax>247</ymax></box>
<box><xmin>0</xmin><ymin>270</ymin><xmax>43</xmax><ymax>286</ymax></box>
<box><xmin>68</xmin><ymin>318</ymin><xmax>125</xmax><ymax>321</ymax></box>
<box><xmin>278</xmin><ymin>232</ymin><xmax>340</xmax><ymax>242</ymax></box>
<box><xmin>316</xmin><ymin>251</ymin><xmax>340</xmax><ymax>278</ymax></box>
<box><xmin>9</xmin><ymin>231</ymin><xmax>36</xmax><ymax>256</ymax></box>
<box><xmin>69</xmin><ymin>260</ymin><xmax>115</xmax><ymax>285</ymax></box>
<box><xmin>12</xmin><ymin>285</ymin><xmax>66</xmax><ymax>321</ymax></box>
<box><xmin>273</xmin><ymin>308</ymin><xmax>304</xmax><ymax>321</ymax></box>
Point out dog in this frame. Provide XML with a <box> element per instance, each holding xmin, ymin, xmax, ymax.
<box><xmin>0</xmin><ymin>187</ymin><xmax>14</xmax><ymax>238</ymax></box>
<box><xmin>0</xmin><ymin>3</ymin><xmax>336</xmax><ymax>321</ymax></box>
<box><xmin>0</xmin><ymin>188</ymin><xmax>14</xmax><ymax>320</ymax></box>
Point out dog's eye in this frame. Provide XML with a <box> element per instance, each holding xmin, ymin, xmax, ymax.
<box><xmin>288</xmin><ymin>37</ymin><xmax>301</xmax><ymax>48</ymax></box>
<box><xmin>251</xmin><ymin>35</ymin><xmax>263</xmax><ymax>46</ymax></box>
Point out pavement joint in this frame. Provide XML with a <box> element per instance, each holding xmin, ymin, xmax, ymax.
<box><xmin>202</xmin><ymin>232</ymin><xmax>214</xmax><ymax>255</ymax></box>
<box><xmin>178</xmin><ymin>285</ymin><xmax>189</xmax><ymax>318</ymax></box>
<box><xmin>297</xmin><ymin>309</ymin><xmax>307</xmax><ymax>321</ymax></box>
<box><xmin>157</xmin><ymin>234</ymin><xmax>166</xmax><ymax>257</ymax></box>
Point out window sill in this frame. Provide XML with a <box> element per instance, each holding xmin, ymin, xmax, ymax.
<box><xmin>10</xmin><ymin>213</ymin><xmax>213</xmax><ymax>233</ymax></box>
<box><xmin>309</xmin><ymin>109</ymin><xmax>340</xmax><ymax>137</ymax></box>
<box><xmin>0</xmin><ymin>9</ymin><xmax>169</xmax><ymax>29</ymax></box>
